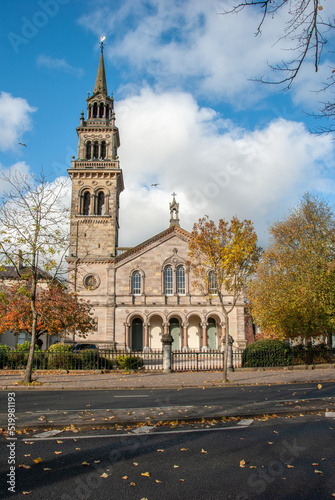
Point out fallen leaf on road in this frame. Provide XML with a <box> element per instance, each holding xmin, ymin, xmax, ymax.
<box><xmin>267</xmin><ymin>442</ymin><xmax>274</xmax><ymax>445</ymax></box>
<box><xmin>100</xmin><ymin>473</ymin><xmax>108</xmax><ymax>478</ymax></box>
<box><xmin>312</xmin><ymin>463</ymin><xmax>319</xmax><ymax>466</ymax></box>
<box><xmin>130</xmin><ymin>482</ymin><xmax>136</xmax><ymax>487</ymax></box>
<box><xmin>157</xmin><ymin>449</ymin><xmax>164</xmax><ymax>452</ymax></box>
<box><xmin>24</xmin><ymin>454</ymin><xmax>31</xmax><ymax>457</ymax></box>
<box><xmin>240</xmin><ymin>460</ymin><xmax>246</xmax><ymax>468</ymax></box>
<box><xmin>179</xmin><ymin>479</ymin><xmax>185</xmax><ymax>482</ymax></box>
<box><xmin>56</xmin><ymin>441</ymin><xmax>63</xmax><ymax>444</ymax></box>
<box><xmin>33</xmin><ymin>457</ymin><xmax>42</xmax><ymax>464</ymax></box>
<box><xmin>250</xmin><ymin>466</ymin><xmax>257</xmax><ymax>469</ymax></box>
<box><xmin>180</xmin><ymin>448</ymin><xmax>187</xmax><ymax>451</ymax></box>
<box><xmin>19</xmin><ymin>465</ymin><xmax>31</xmax><ymax>469</ymax></box>
<box><xmin>22</xmin><ymin>492</ymin><xmax>31</xmax><ymax>495</ymax></box>
<box><xmin>133</xmin><ymin>462</ymin><xmax>139</xmax><ymax>466</ymax></box>
<box><xmin>201</xmin><ymin>449</ymin><xmax>208</xmax><ymax>454</ymax></box>
<box><xmin>43</xmin><ymin>468</ymin><xmax>52</xmax><ymax>471</ymax></box>
<box><xmin>82</xmin><ymin>462</ymin><xmax>90</xmax><ymax>466</ymax></box>
<box><xmin>141</xmin><ymin>472</ymin><xmax>151</xmax><ymax>477</ymax></box>
<box><xmin>122</xmin><ymin>476</ymin><xmax>128</xmax><ymax>480</ymax></box>
<box><xmin>314</xmin><ymin>470</ymin><xmax>323</xmax><ymax>474</ymax></box>
<box><xmin>318</xmin><ymin>384</ymin><xmax>322</xmax><ymax>389</ymax></box>
<box><xmin>156</xmin><ymin>479</ymin><xmax>162</xmax><ymax>483</ymax></box>
<box><xmin>287</xmin><ymin>465</ymin><xmax>294</xmax><ymax>468</ymax></box>
<box><xmin>174</xmin><ymin>465</ymin><xmax>180</xmax><ymax>468</ymax></box>
<box><xmin>94</xmin><ymin>460</ymin><xmax>100</xmax><ymax>464</ymax></box>
<box><xmin>54</xmin><ymin>452</ymin><xmax>62</xmax><ymax>455</ymax></box>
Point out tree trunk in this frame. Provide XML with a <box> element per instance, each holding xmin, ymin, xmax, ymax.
<box><xmin>223</xmin><ymin>310</ymin><xmax>229</xmax><ymax>382</ymax></box>
<box><xmin>23</xmin><ymin>278</ymin><xmax>38</xmax><ymax>384</ymax></box>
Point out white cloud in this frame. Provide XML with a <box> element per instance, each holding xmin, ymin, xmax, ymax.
<box><xmin>116</xmin><ymin>89</ymin><xmax>335</xmax><ymax>246</ymax></box>
<box><xmin>78</xmin><ymin>0</ymin><xmax>333</xmax><ymax>110</ymax></box>
<box><xmin>0</xmin><ymin>162</ymin><xmax>31</xmax><ymax>194</ymax></box>
<box><xmin>0</xmin><ymin>92</ymin><xmax>36</xmax><ymax>152</ymax></box>
<box><xmin>37</xmin><ymin>55</ymin><xmax>84</xmax><ymax>78</ymax></box>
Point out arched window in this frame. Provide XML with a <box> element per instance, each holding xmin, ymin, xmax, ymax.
<box><xmin>164</xmin><ymin>265</ymin><xmax>173</xmax><ymax>295</ymax></box>
<box><xmin>93</xmin><ymin>141</ymin><xmax>99</xmax><ymax>159</ymax></box>
<box><xmin>99</xmin><ymin>102</ymin><xmax>104</xmax><ymax>118</ymax></box>
<box><xmin>132</xmin><ymin>271</ymin><xmax>142</xmax><ymax>296</ymax></box>
<box><xmin>208</xmin><ymin>270</ymin><xmax>217</xmax><ymax>295</ymax></box>
<box><xmin>106</xmin><ymin>105</ymin><xmax>110</xmax><ymax>119</ymax></box>
<box><xmin>101</xmin><ymin>141</ymin><xmax>106</xmax><ymax>159</ymax></box>
<box><xmin>86</xmin><ymin>141</ymin><xmax>91</xmax><ymax>160</ymax></box>
<box><xmin>97</xmin><ymin>191</ymin><xmax>104</xmax><ymax>215</ymax></box>
<box><xmin>176</xmin><ymin>265</ymin><xmax>185</xmax><ymax>295</ymax></box>
<box><xmin>93</xmin><ymin>102</ymin><xmax>97</xmax><ymax>118</ymax></box>
<box><xmin>83</xmin><ymin>191</ymin><xmax>90</xmax><ymax>215</ymax></box>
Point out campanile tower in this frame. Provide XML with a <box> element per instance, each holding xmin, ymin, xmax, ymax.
<box><xmin>68</xmin><ymin>43</ymin><xmax>124</xmax><ymax>260</ymax></box>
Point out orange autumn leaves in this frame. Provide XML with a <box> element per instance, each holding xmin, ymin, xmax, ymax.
<box><xmin>0</xmin><ymin>282</ymin><xmax>95</xmax><ymax>339</ymax></box>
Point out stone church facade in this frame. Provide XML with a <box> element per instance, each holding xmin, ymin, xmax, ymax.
<box><xmin>66</xmin><ymin>48</ymin><xmax>247</xmax><ymax>351</ymax></box>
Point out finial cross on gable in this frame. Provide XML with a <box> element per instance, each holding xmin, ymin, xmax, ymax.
<box><xmin>171</xmin><ymin>192</ymin><xmax>177</xmax><ymax>198</ymax></box>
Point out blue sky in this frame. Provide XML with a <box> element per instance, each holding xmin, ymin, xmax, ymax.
<box><xmin>0</xmin><ymin>0</ymin><xmax>334</xmax><ymax>246</ymax></box>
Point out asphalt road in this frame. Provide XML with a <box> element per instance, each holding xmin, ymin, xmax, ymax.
<box><xmin>1</xmin><ymin>413</ymin><xmax>334</xmax><ymax>499</ymax></box>
<box><xmin>2</xmin><ymin>382</ymin><xmax>335</xmax><ymax>414</ymax></box>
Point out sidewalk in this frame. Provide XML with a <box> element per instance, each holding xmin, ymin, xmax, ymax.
<box><xmin>1</xmin><ymin>365</ymin><xmax>335</xmax><ymax>390</ymax></box>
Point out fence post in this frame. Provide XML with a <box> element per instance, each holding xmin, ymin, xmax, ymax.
<box><xmin>161</xmin><ymin>333</ymin><xmax>173</xmax><ymax>373</ymax></box>
<box><xmin>223</xmin><ymin>335</ymin><xmax>234</xmax><ymax>372</ymax></box>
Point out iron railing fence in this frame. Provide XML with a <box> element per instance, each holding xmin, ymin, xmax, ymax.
<box><xmin>0</xmin><ymin>349</ymin><xmax>163</xmax><ymax>371</ymax></box>
<box><xmin>0</xmin><ymin>346</ymin><xmax>333</xmax><ymax>371</ymax></box>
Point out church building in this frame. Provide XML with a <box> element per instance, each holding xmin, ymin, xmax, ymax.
<box><xmin>66</xmin><ymin>47</ymin><xmax>247</xmax><ymax>351</ymax></box>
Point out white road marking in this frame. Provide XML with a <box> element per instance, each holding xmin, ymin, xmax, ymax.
<box><xmin>23</xmin><ymin>425</ymin><xmax>251</xmax><ymax>441</ymax></box>
<box><xmin>27</xmin><ymin>405</ymin><xmax>195</xmax><ymax>414</ymax></box>
<box><xmin>32</xmin><ymin>430</ymin><xmax>63</xmax><ymax>438</ymax></box>
<box><xmin>325</xmin><ymin>411</ymin><xmax>335</xmax><ymax>418</ymax></box>
<box><xmin>237</xmin><ymin>419</ymin><xmax>253</xmax><ymax>426</ymax></box>
<box><xmin>114</xmin><ymin>395</ymin><xmax>149</xmax><ymax>398</ymax></box>
<box><xmin>287</xmin><ymin>387</ymin><xmax>315</xmax><ymax>391</ymax></box>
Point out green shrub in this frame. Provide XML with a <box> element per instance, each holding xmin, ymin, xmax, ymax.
<box><xmin>242</xmin><ymin>339</ymin><xmax>292</xmax><ymax>367</ymax></box>
<box><xmin>292</xmin><ymin>343</ymin><xmax>334</xmax><ymax>365</ymax></box>
<box><xmin>48</xmin><ymin>343</ymin><xmax>72</xmax><ymax>352</ymax></box>
<box><xmin>116</xmin><ymin>355</ymin><xmax>144</xmax><ymax>370</ymax></box>
<box><xmin>0</xmin><ymin>344</ymin><xmax>10</xmax><ymax>368</ymax></box>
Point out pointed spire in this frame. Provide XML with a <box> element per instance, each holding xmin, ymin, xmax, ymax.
<box><xmin>93</xmin><ymin>42</ymin><xmax>108</xmax><ymax>95</ymax></box>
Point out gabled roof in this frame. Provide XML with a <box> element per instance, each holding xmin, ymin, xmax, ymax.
<box><xmin>115</xmin><ymin>225</ymin><xmax>191</xmax><ymax>263</ymax></box>
<box><xmin>0</xmin><ymin>265</ymin><xmax>57</xmax><ymax>282</ymax></box>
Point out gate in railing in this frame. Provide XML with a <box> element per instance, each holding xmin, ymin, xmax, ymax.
<box><xmin>172</xmin><ymin>349</ymin><xmax>244</xmax><ymax>371</ymax></box>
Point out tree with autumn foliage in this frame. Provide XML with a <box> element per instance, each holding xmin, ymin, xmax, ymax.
<box><xmin>188</xmin><ymin>216</ymin><xmax>261</xmax><ymax>381</ymax></box>
<box><xmin>0</xmin><ymin>282</ymin><xmax>96</xmax><ymax>344</ymax></box>
<box><xmin>247</xmin><ymin>193</ymin><xmax>335</xmax><ymax>345</ymax></box>
<box><xmin>0</xmin><ymin>170</ymin><xmax>70</xmax><ymax>382</ymax></box>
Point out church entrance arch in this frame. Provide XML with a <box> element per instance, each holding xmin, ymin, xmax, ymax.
<box><xmin>169</xmin><ymin>318</ymin><xmax>181</xmax><ymax>351</ymax></box>
<box><xmin>131</xmin><ymin>318</ymin><xmax>143</xmax><ymax>351</ymax></box>
<box><xmin>207</xmin><ymin>318</ymin><xmax>217</xmax><ymax>350</ymax></box>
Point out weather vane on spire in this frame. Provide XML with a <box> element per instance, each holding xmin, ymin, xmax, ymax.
<box><xmin>100</xmin><ymin>36</ymin><xmax>106</xmax><ymax>53</ymax></box>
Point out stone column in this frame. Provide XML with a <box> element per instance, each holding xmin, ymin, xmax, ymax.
<box><xmin>222</xmin><ymin>334</ymin><xmax>234</xmax><ymax>371</ymax></box>
<box><xmin>182</xmin><ymin>323</ymin><xmax>189</xmax><ymax>352</ymax></box>
<box><xmin>143</xmin><ymin>322</ymin><xmax>150</xmax><ymax>352</ymax></box>
<box><xmin>161</xmin><ymin>324</ymin><xmax>173</xmax><ymax>373</ymax></box>
<box><xmin>201</xmin><ymin>322</ymin><xmax>208</xmax><ymax>352</ymax></box>
<box><xmin>125</xmin><ymin>323</ymin><xmax>130</xmax><ymax>352</ymax></box>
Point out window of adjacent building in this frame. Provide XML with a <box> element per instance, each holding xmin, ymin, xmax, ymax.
<box><xmin>176</xmin><ymin>265</ymin><xmax>186</xmax><ymax>295</ymax></box>
<box><xmin>132</xmin><ymin>271</ymin><xmax>142</xmax><ymax>295</ymax></box>
<box><xmin>86</xmin><ymin>141</ymin><xmax>91</xmax><ymax>160</ymax></box>
<box><xmin>164</xmin><ymin>265</ymin><xmax>174</xmax><ymax>295</ymax></box>
<box><xmin>208</xmin><ymin>270</ymin><xmax>217</xmax><ymax>295</ymax></box>
<box><xmin>83</xmin><ymin>191</ymin><xmax>90</xmax><ymax>215</ymax></box>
